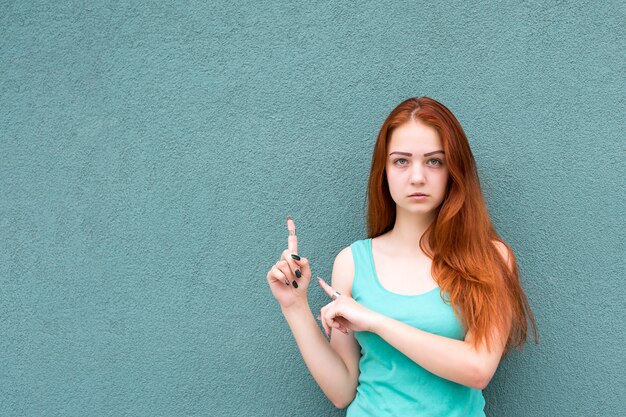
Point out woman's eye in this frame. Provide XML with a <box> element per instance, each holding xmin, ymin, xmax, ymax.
<box><xmin>427</xmin><ymin>158</ymin><xmax>442</xmax><ymax>167</ymax></box>
<box><xmin>394</xmin><ymin>158</ymin><xmax>409</xmax><ymax>166</ymax></box>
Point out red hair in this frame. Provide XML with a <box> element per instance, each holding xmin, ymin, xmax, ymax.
<box><xmin>367</xmin><ymin>97</ymin><xmax>538</xmax><ymax>354</ymax></box>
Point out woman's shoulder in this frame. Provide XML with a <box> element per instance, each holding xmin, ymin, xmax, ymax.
<box><xmin>330</xmin><ymin>241</ymin><xmax>363</xmax><ymax>296</ymax></box>
<box><xmin>336</xmin><ymin>237</ymin><xmax>374</xmax><ymax>266</ymax></box>
<box><xmin>491</xmin><ymin>239</ymin><xmax>514</xmax><ymax>272</ymax></box>
<box><xmin>332</xmin><ymin>245</ymin><xmax>355</xmax><ymax>278</ymax></box>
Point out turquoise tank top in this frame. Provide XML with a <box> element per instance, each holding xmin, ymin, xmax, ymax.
<box><xmin>346</xmin><ymin>239</ymin><xmax>486</xmax><ymax>417</ymax></box>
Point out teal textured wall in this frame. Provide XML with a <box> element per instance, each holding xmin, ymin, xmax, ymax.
<box><xmin>1</xmin><ymin>1</ymin><xmax>624</xmax><ymax>416</ymax></box>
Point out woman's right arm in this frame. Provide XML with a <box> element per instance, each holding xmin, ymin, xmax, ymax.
<box><xmin>268</xmin><ymin>244</ymin><xmax>360</xmax><ymax>409</ymax></box>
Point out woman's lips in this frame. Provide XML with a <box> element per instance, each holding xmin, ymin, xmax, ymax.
<box><xmin>408</xmin><ymin>194</ymin><xmax>428</xmax><ymax>200</ymax></box>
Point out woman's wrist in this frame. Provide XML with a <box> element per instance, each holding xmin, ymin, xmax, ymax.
<box><xmin>366</xmin><ymin>310</ymin><xmax>387</xmax><ymax>333</ymax></box>
<box><xmin>280</xmin><ymin>298</ymin><xmax>311</xmax><ymax>316</ymax></box>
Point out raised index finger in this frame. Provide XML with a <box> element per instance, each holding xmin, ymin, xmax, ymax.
<box><xmin>287</xmin><ymin>215</ymin><xmax>298</xmax><ymax>255</ymax></box>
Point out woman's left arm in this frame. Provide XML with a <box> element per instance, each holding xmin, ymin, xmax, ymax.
<box><xmin>318</xmin><ymin>242</ymin><xmax>512</xmax><ymax>390</ymax></box>
<box><xmin>318</xmin><ymin>281</ymin><xmax>508</xmax><ymax>390</ymax></box>
<box><xmin>371</xmin><ymin>313</ymin><xmax>508</xmax><ymax>390</ymax></box>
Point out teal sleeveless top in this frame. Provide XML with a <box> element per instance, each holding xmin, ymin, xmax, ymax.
<box><xmin>346</xmin><ymin>239</ymin><xmax>486</xmax><ymax>417</ymax></box>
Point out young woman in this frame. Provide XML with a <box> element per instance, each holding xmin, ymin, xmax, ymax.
<box><xmin>266</xmin><ymin>97</ymin><xmax>538</xmax><ymax>416</ymax></box>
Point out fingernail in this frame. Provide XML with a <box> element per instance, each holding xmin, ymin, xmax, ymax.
<box><xmin>284</xmin><ymin>279</ymin><xmax>290</xmax><ymax>286</ymax></box>
<box><xmin>287</xmin><ymin>215</ymin><xmax>292</xmax><ymax>220</ymax></box>
<box><xmin>291</xmin><ymin>254</ymin><xmax>301</xmax><ymax>260</ymax></box>
<box><xmin>292</xmin><ymin>280</ymin><xmax>299</xmax><ymax>288</ymax></box>
<box><xmin>295</xmin><ymin>269</ymin><xmax>301</xmax><ymax>278</ymax></box>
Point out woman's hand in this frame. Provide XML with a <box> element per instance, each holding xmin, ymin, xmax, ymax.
<box><xmin>266</xmin><ymin>216</ymin><xmax>312</xmax><ymax>309</ymax></box>
<box><xmin>317</xmin><ymin>277</ymin><xmax>382</xmax><ymax>336</ymax></box>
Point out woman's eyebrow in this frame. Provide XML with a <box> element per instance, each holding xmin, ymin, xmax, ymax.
<box><xmin>389</xmin><ymin>151</ymin><xmax>412</xmax><ymax>157</ymax></box>
<box><xmin>389</xmin><ymin>150</ymin><xmax>445</xmax><ymax>157</ymax></box>
<box><xmin>424</xmin><ymin>150</ymin><xmax>445</xmax><ymax>157</ymax></box>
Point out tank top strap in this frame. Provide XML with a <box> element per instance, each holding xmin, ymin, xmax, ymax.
<box><xmin>349</xmin><ymin>239</ymin><xmax>375</xmax><ymax>299</ymax></box>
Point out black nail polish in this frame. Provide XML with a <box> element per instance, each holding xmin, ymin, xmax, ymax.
<box><xmin>284</xmin><ymin>279</ymin><xmax>290</xmax><ymax>286</ymax></box>
<box><xmin>295</xmin><ymin>269</ymin><xmax>301</xmax><ymax>278</ymax></box>
<box><xmin>291</xmin><ymin>254</ymin><xmax>301</xmax><ymax>260</ymax></box>
<box><xmin>292</xmin><ymin>280</ymin><xmax>299</xmax><ymax>288</ymax></box>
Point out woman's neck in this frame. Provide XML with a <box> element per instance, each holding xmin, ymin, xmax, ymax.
<box><xmin>384</xmin><ymin>209</ymin><xmax>437</xmax><ymax>256</ymax></box>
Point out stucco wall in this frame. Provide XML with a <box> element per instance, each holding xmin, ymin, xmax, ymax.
<box><xmin>1</xmin><ymin>1</ymin><xmax>624</xmax><ymax>416</ymax></box>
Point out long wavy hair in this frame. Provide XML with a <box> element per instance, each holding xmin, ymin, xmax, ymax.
<box><xmin>367</xmin><ymin>97</ymin><xmax>538</xmax><ymax>354</ymax></box>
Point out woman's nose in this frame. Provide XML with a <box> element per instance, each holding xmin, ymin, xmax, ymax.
<box><xmin>410</xmin><ymin>165</ymin><xmax>426</xmax><ymax>184</ymax></box>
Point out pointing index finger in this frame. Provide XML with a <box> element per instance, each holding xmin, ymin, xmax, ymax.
<box><xmin>287</xmin><ymin>215</ymin><xmax>298</xmax><ymax>255</ymax></box>
<box><xmin>317</xmin><ymin>277</ymin><xmax>339</xmax><ymax>299</ymax></box>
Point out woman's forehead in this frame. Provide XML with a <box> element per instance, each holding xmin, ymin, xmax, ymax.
<box><xmin>388</xmin><ymin>121</ymin><xmax>442</xmax><ymax>151</ymax></box>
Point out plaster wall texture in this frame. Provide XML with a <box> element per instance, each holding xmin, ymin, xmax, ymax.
<box><xmin>1</xmin><ymin>1</ymin><xmax>624</xmax><ymax>416</ymax></box>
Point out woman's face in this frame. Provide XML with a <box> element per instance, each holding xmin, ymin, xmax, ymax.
<box><xmin>385</xmin><ymin>119</ymin><xmax>449</xmax><ymax>217</ymax></box>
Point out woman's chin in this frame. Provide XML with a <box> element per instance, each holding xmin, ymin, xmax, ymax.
<box><xmin>396</xmin><ymin>205</ymin><xmax>438</xmax><ymax>217</ymax></box>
